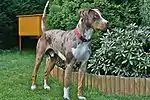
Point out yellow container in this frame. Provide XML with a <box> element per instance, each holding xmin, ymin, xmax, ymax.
<box><xmin>17</xmin><ymin>14</ymin><xmax>43</xmax><ymax>37</ymax></box>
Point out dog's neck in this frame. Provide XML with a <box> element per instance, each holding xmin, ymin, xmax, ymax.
<box><xmin>76</xmin><ymin>18</ymin><xmax>93</xmax><ymax>41</ymax></box>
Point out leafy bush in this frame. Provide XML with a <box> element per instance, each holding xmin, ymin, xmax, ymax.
<box><xmin>140</xmin><ymin>0</ymin><xmax>150</xmax><ymax>26</ymax></box>
<box><xmin>47</xmin><ymin>0</ymin><xmax>79</xmax><ymax>30</ymax></box>
<box><xmin>95</xmin><ymin>0</ymin><xmax>141</xmax><ymax>28</ymax></box>
<box><xmin>88</xmin><ymin>24</ymin><xmax>150</xmax><ymax>77</ymax></box>
<box><xmin>47</xmin><ymin>0</ymin><xmax>140</xmax><ymax>30</ymax></box>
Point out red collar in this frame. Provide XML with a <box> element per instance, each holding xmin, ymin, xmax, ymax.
<box><xmin>74</xmin><ymin>28</ymin><xmax>81</xmax><ymax>39</ymax></box>
<box><xmin>74</xmin><ymin>28</ymin><xmax>91</xmax><ymax>42</ymax></box>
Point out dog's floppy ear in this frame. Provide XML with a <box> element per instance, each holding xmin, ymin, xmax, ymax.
<box><xmin>79</xmin><ymin>8</ymin><xmax>92</xmax><ymax>18</ymax></box>
<box><xmin>79</xmin><ymin>8</ymin><xmax>86</xmax><ymax>18</ymax></box>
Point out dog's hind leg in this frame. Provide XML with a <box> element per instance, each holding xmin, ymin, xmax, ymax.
<box><xmin>78</xmin><ymin>61</ymin><xmax>87</xmax><ymax>100</ymax></box>
<box><xmin>31</xmin><ymin>37</ymin><xmax>46</xmax><ymax>90</ymax></box>
<box><xmin>44</xmin><ymin>55</ymin><xmax>56</xmax><ymax>90</ymax></box>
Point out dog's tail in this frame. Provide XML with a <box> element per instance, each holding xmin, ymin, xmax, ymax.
<box><xmin>41</xmin><ymin>0</ymin><xmax>50</xmax><ymax>33</ymax></box>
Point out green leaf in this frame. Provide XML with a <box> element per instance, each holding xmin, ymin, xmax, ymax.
<box><xmin>122</xmin><ymin>60</ymin><xmax>127</xmax><ymax>64</ymax></box>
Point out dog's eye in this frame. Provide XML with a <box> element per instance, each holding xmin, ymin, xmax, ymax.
<box><xmin>93</xmin><ymin>15</ymin><xmax>99</xmax><ymax>20</ymax></box>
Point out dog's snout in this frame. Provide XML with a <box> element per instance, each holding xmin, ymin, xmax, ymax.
<box><xmin>102</xmin><ymin>18</ymin><xmax>109</xmax><ymax>26</ymax></box>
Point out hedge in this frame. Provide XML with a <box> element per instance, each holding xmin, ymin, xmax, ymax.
<box><xmin>47</xmin><ymin>0</ymin><xmax>140</xmax><ymax>30</ymax></box>
<box><xmin>140</xmin><ymin>0</ymin><xmax>150</xmax><ymax>26</ymax></box>
<box><xmin>88</xmin><ymin>24</ymin><xmax>150</xmax><ymax>77</ymax></box>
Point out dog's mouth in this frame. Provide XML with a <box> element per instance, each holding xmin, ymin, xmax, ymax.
<box><xmin>101</xmin><ymin>26</ymin><xmax>111</xmax><ymax>32</ymax></box>
<box><xmin>101</xmin><ymin>22</ymin><xmax>109</xmax><ymax>30</ymax></box>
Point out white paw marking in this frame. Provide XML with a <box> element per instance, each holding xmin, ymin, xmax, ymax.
<box><xmin>78</xmin><ymin>95</ymin><xmax>86</xmax><ymax>100</ymax></box>
<box><xmin>31</xmin><ymin>84</ymin><xmax>36</xmax><ymax>90</ymax></box>
<box><xmin>44</xmin><ymin>79</ymin><xmax>50</xmax><ymax>90</ymax></box>
<box><xmin>44</xmin><ymin>85</ymin><xmax>50</xmax><ymax>90</ymax></box>
<box><xmin>63</xmin><ymin>87</ymin><xmax>70</xmax><ymax>100</ymax></box>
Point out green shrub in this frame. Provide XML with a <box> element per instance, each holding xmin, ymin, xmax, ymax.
<box><xmin>47</xmin><ymin>0</ymin><xmax>140</xmax><ymax>30</ymax></box>
<box><xmin>140</xmin><ymin>0</ymin><xmax>150</xmax><ymax>26</ymax></box>
<box><xmin>95</xmin><ymin>0</ymin><xmax>140</xmax><ymax>28</ymax></box>
<box><xmin>47</xmin><ymin>0</ymin><xmax>95</xmax><ymax>30</ymax></box>
<box><xmin>88</xmin><ymin>24</ymin><xmax>150</xmax><ymax>77</ymax></box>
<box><xmin>47</xmin><ymin>0</ymin><xmax>79</xmax><ymax>30</ymax></box>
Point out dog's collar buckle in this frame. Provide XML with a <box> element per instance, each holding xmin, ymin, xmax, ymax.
<box><xmin>74</xmin><ymin>28</ymin><xmax>90</xmax><ymax>42</ymax></box>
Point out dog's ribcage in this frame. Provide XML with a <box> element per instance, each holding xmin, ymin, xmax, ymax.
<box><xmin>45</xmin><ymin>30</ymin><xmax>77</xmax><ymax>59</ymax></box>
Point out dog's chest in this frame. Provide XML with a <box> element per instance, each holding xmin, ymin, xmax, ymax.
<box><xmin>72</xmin><ymin>42</ymin><xmax>91</xmax><ymax>62</ymax></box>
<box><xmin>46</xmin><ymin>30</ymin><xmax>91</xmax><ymax>62</ymax></box>
<box><xmin>72</xmin><ymin>29</ymin><xmax>93</xmax><ymax>61</ymax></box>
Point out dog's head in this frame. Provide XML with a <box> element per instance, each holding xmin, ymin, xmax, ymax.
<box><xmin>79</xmin><ymin>8</ymin><xmax>108</xmax><ymax>30</ymax></box>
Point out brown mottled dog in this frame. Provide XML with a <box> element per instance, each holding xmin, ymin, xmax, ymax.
<box><xmin>31</xmin><ymin>1</ymin><xmax>108</xmax><ymax>100</ymax></box>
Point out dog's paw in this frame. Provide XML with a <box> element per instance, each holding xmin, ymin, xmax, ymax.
<box><xmin>63</xmin><ymin>87</ymin><xmax>70</xmax><ymax>100</ymax></box>
<box><xmin>44</xmin><ymin>85</ymin><xmax>50</xmax><ymax>90</ymax></box>
<box><xmin>31</xmin><ymin>85</ymin><xmax>36</xmax><ymax>90</ymax></box>
<box><xmin>64</xmin><ymin>98</ymin><xmax>70</xmax><ymax>100</ymax></box>
<box><xmin>78</xmin><ymin>95</ymin><xmax>86</xmax><ymax>100</ymax></box>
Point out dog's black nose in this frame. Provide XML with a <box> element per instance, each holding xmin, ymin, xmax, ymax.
<box><xmin>106</xmin><ymin>21</ymin><xmax>109</xmax><ymax>26</ymax></box>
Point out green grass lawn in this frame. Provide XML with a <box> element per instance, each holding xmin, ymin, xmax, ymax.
<box><xmin>0</xmin><ymin>50</ymin><xmax>150</xmax><ymax>100</ymax></box>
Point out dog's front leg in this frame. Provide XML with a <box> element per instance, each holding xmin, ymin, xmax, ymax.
<box><xmin>78</xmin><ymin>61</ymin><xmax>87</xmax><ymax>100</ymax></box>
<box><xmin>63</xmin><ymin>60</ymin><xmax>75</xmax><ymax>100</ymax></box>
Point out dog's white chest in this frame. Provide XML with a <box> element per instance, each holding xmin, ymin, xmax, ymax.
<box><xmin>72</xmin><ymin>42</ymin><xmax>91</xmax><ymax>62</ymax></box>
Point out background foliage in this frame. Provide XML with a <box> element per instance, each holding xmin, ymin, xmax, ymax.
<box><xmin>139</xmin><ymin>0</ymin><xmax>150</xmax><ymax>26</ymax></box>
<box><xmin>47</xmin><ymin>0</ymin><xmax>140</xmax><ymax>29</ymax></box>
<box><xmin>0</xmin><ymin>0</ymin><xmax>142</xmax><ymax>48</ymax></box>
<box><xmin>1</xmin><ymin>0</ymin><xmax>150</xmax><ymax>77</ymax></box>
